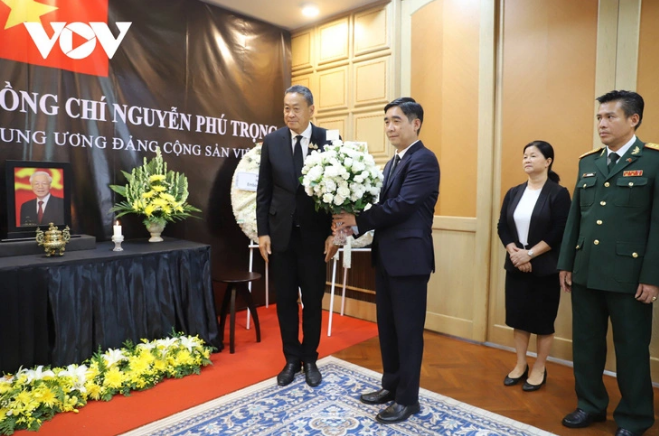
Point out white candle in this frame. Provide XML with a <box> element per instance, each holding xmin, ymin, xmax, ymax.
<box><xmin>113</xmin><ymin>221</ymin><xmax>122</xmax><ymax>237</ymax></box>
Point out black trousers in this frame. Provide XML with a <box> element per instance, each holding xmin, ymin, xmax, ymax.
<box><xmin>271</xmin><ymin>227</ymin><xmax>327</xmax><ymax>364</ymax></box>
<box><xmin>375</xmin><ymin>262</ymin><xmax>429</xmax><ymax>406</ymax></box>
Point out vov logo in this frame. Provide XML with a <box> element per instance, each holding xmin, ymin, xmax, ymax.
<box><xmin>25</xmin><ymin>21</ymin><xmax>131</xmax><ymax>60</ymax></box>
<box><xmin>0</xmin><ymin>0</ymin><xmax>132</xmax><ymax>76</ymax></box>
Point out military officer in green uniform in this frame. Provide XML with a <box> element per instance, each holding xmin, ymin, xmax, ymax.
<box><xmin>558</xmin><ymin>90</ymin><xmax>659</xmax><ymax>436</ymax></box>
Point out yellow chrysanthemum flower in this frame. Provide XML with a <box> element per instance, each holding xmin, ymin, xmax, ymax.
<box><xmin>152</xmin><ymin>185</ymin><xmax>167</xmax><ymax>192</ymax></box>
<box><xmin>85</xmin><ymin>382</ymin><xmax>102</xmax><ymax>400</ymax></box>
<box><xmin>149</xmin><ymin>175</ymin><xmax>166</xmax><ymax>183</ymax></box>
<box><xmin>15</xmin><ymin>390</ymin><xmax>32</xmax><ymax>405</ymax></box>
<box><xmin>129</xmin><ymin>357</ymin><xmax>150</xmax><ymax>375</ymax></box>
<box><xmin>144</xmin><ymin>205</ymin><xmax>155</xmax><ymax>216</ymax></box>
<box><xmin>175</xmin><ymin>350</ymin><xmax>194</xmax><ymax>366</ymax></box>
<box><xmin>160</xmin><ymin>193</ymin><xmax>176</xmax><ymax>203</ymax></box>
<box><xmin>154</xmin><ymin>359</ymin><xmax>168</xmax><ymax>372</ymax></box>
<box><xmin>142</xmin><ymin>191</ymin><xmax>155</xmax><ymax>199</ymax></box>
<box><xmin>36</xmin><ymin>387</ymin><xmax>57</xmax><ymax>407</ymax></box>
<box><xmin>87</xmin><ymin>364</ymin><xmax>101</xmax><ymax>380</ymax></box>
<box><xmin>103</xmin><ymin>368</ymin><xmax>124</xmax><ymax>389</ymax></box>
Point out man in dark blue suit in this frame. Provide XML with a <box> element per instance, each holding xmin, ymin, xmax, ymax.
<box><xmin>334</xmin><ymin>97</ymin><xmax>440</xmax><ymax>424</ymax></box>
<box><xmin>257</xmin><ymin>85</ymin><xmax>338</xmax><ymax>387</ymax></box>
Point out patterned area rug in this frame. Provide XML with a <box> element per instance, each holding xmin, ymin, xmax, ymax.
<box><xmin>122</xmin><ymin>356</ymin><xmax>555</xmax><ymax>436</ymax></box>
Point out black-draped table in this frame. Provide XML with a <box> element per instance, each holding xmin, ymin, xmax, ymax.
<box><xmin>0</xmin><ymin>238</ymin><xmax>220</xmax><ymax>374</ymax></box>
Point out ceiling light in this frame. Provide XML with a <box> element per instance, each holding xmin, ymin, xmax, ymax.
<box><xmin>302</xmin><ymin>4</ymin><xmax>319</xmax><ymax>17</ymax></box>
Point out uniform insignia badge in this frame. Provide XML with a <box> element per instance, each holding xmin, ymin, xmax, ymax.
<box><xmin>631</xmin><ymin>146</ymin><xmax>641</xmax><ymax>155</ymax></box>
<box><xmin>627</xmin><ymin>158</ymin><xmax>632</xmax><ymax>162</ymax></box>
<box><xmin>623</xmin><ymin>170</ymin><xmax>643</xmax><ymax>177</ymax></box>
<box><xmin>644</xmin><ymin>143</ymin><xmax>659</xmax><ymax>151</ymax></box>
<box><xmin>579</xmin><ymin>148</ymin><xmax>605</xmax><ymax>159</ymax></box>
<box><xmin>581</xmin><ymin>173</ymin><xmax>595</xmax><ymax>178</ymax></box>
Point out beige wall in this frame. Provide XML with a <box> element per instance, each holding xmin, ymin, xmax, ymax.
<box><xmin>411</xmin><ymin>0</ymin><xmax>480</xmax><ymax>218</ymax></box>
<box><xmin>291</xmin><ymin>1</ymin><xmax>395</xmax><ymax>167</ymax></box>
<box><xmin>637</xmin><ymin>0</ymin><xmax>659</xmax><ymax>143</ymax></box>
<box><xmin>406</xmin><ymin>0</ymin><xmax>492</xmax><ymax>341</ymax></box>
<box><xmin>294</xmin><ymin>0</ymin><xmax>659</xmax><ymax>380</ymax></box>
<box><xmin>637</xmin><ymin>0</ymin><xmax>659</xmax><ymax>381</ymax></box>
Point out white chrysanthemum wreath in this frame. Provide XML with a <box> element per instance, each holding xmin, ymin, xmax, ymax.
<box><xmin>231</xmin><ymin>144</ymin><xmax>261</xmax><ymax>244</ymax></box>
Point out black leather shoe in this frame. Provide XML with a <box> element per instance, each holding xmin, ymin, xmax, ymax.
<box><xmin>376</xmin><ymin>402</ymin><xmax>421</xmax><ymax>424</ymax></box>
<box><xmin>360</xmin><ymin>389</ymin><xmax>395</xmax><ymax>405</ymax></box>
<box><xmin>504</xmin><ymin>365</ymin><xmax>528</xmax><ymax>386</ymax></box>
<box><xmin>277</xmin><ymin>362</ymin><xmax>301</xmax><ymax>386</ymax></box>
<box><xmin>522</xmin><ymin>369</ymin><xmax>547</xmax><ymax>391</ymax></box>
<box><xmin>303</xmin><ymin>362</ymin><xmax>322</xmax><ymax>387</ymax></box>
<box><xmin>615</xmin><ymin>428</ymin><xmax>640</xmax><ymax>436</ymax></box>
<box><xmin>562</xmin><ymin>408</ymin><xmax>606</xmax><ymax>428</ymax></box>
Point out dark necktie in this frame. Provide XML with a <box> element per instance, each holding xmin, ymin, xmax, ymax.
<box><xmin>37</xmin><ymin>200</ymin><xmax>44</xmax><ymax>224</ymax></box>
<box><xmin>608</xmin><ymin>152</ymin><xmax>619</xmax><ymax>173</ymax></box>
<box><xmin>293</xmin><ymin>135</ymin><xmax>304</xmax><ymax>178</ymax></box>
<box><xmin>387</xmin><ymin>155</ymin><xmax>401</xmax><ymax>186</ymax></box>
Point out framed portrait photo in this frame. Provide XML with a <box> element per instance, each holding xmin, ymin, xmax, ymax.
<box><xmin>5</xmin><ymin>161</ymin><xmax>72</xmax><ymax>239</ymax></box>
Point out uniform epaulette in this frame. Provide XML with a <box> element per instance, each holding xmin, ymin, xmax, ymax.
<box><xmin>579</xmin><ymin>147</ymin><xmax>604</xmax><ymax>159</ymax></box>
<box><xmin>644</xmin><ymin>143</ymin><xmax>659</xmax><ymax>151</ymax></box>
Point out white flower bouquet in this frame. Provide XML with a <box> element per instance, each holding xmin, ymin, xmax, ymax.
<box><xmin>301</xmin><ymin>140</ymin><xmax>383</xmax><ymax>245</ymax></box>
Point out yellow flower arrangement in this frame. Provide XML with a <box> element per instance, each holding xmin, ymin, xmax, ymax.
<box><xmin>109</xmin><ymin>147</ymin><xmax>201</xmax><ymax>227</ymax></box>
<box><xmin>0</xmin><ymin>333</ymin><xmax>213</xmax><ymax>435</ymax></box>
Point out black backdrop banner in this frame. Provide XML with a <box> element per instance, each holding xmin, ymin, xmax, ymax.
<box><xmin>0</xmin><ymin>0</ymin><xmax>290</xmax><ymax>286</ymax></box>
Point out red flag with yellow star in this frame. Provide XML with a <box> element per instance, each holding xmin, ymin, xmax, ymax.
<box><xmin>0</xmin><ymin>0</ymin><xmax>112</xmax><ymax>76</ymax></box>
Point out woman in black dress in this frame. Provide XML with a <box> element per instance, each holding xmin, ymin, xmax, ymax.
<box><xmin>497</xmin><ymin>141</ymin><xmax>571</xmax><ymax>391</ymax></box>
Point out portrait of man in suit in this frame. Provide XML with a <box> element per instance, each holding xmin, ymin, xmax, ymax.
<box><xmin>18</xmin><ymin>170</ymin><xmax>65</xmax><ymax>227</ymax></box>
<box><xmin>334</xmin><ymin>97</ymin><xmax>440</xmax><ymax>424</ymax></box>
<box><xmin>256</xmin><ymin>85</ymin><xmax>339</xmax><ymax>388</ymax></box>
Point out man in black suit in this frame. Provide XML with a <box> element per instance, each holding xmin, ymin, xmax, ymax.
<box><xmin>19</xmin><ymin>171</ymin><xmax>65</xmax><ymax>227</ymax></box>
<box><xmin>257</xmin><ymin>85</ymin><xmax>338</xmax><ymax>387</ymax></box>
<box><xmin>334</xmin><ymin>97</ymin><xmax>440</xmax><ymax>423</ymax></box>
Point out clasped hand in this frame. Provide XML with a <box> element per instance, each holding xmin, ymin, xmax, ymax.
<box><xmin>507</xmin><ymin>244</ymin><xmax>532</xmax><ymax>273</ymax></box>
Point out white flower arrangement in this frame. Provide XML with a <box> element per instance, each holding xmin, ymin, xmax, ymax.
<box><xmin>301</xmin><ymin>140</ymin><xmax>383</xmax><ymax>215</ymax></box>
<box><xmin>230</xmin><ymin>143</ymin><xmax>261</xmax><ymax>243</ymax></box>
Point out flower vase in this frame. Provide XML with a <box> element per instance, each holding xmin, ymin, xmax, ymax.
<box><xmin>146</xmin><ymin>221</ymin><xmax>165</xmax><ymax>242</ymax></box>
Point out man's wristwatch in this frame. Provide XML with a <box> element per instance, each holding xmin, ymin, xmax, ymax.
<box><xmin>527</xmin><ymin>249</ymin><xmax>534</xmax><ymax>258</ymax></box>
